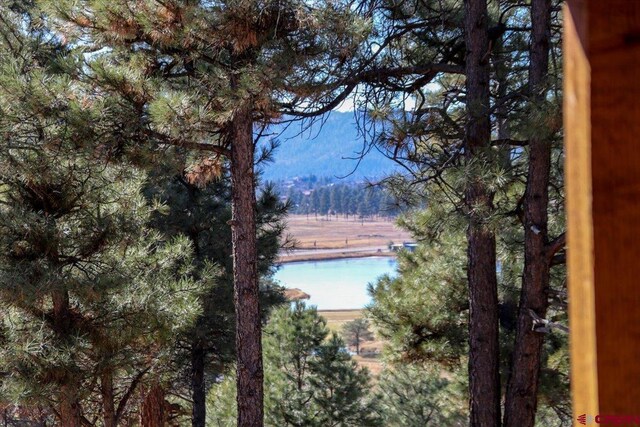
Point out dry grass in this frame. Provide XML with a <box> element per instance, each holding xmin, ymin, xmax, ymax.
<box><xmin>279</xmin><ymin>250</ymin><xmax>394</xmax><ymax>263</ymax></box>
<box><xmin>319</xmin><ymin>309</ymin><xmax>385</xmax><ymax>376</ymax></box>
<box><xmin>284</xmin><ymin>215</ymin><xmax>412</xmax><ymax>250</ymax></box>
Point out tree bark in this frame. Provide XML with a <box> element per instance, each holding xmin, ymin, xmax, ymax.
<box><xmin>230</xmin><ymin>105</ymin><xmax>263</xmax><ymax>427</ymax></box>
<box><xmin>463</xmin><ymin>1</ymin><xmax>501</xmax><ymax>426</ymax></box>
<box><xmin>58</xmin><ymin>384</ymin><xmax>83</xmax><ymax>427</ymax></box>
<box><xmin>191</xmin><ymin>343</ymin><xmax>206</xmax><ymax>427</ymax></box>
<box><xmin>141</xmin><ymin>382</ymin><xmax>167</xmax><ymax>427</ymax></box>
<box><xmin>101</xmin><ymin>370</ymin><xmax>117</xmax><ymax>427</ymax></box>
<box><xmin>52</xmin><ymin>290</ymin><xmax>83</xmax><ymax>427</ymax></box>
<box><xmin>503</xmin><ymin>1</ymin><xmax>552</xmax><ymax>426</ymax></box>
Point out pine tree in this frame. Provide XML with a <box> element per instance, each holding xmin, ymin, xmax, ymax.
<box><xmin>0</xmin><ymin>9</ymin><xmax>203</xmax><ymax>424</ymax></box>
<box><xmin>208</xmin><ymin>302</ymin><xmax>379</xmax><ymax>427</ymax></box>
<box><xmin>376</xmin><ymin>365</ymin><xmax>466</xmax><ymax>427</ymax></box>
<box><xmin>40</xmin><ymin>3</ymin><xmax>371</xmax><ymax>424</ymax></box>
<box><xmin>341</xmin><ymin>318</ymin><xmax>374</xmax><ymax>355</ymax></box>
<box><xmin>144</xmin><ymin>162</ymin><xmax>287</xmax><ymax>426</ymax></box>
<box><xmin>358</xmin><ymin>1</ymin><xmax>565</xmax><ymax>424</ymax></box>
<box><xmin>502</xmin><ymin>2</ymin><xmax>565</xmax><ymax>425</ymax></box>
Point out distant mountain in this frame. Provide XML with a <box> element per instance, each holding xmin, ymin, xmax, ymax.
<box><xmin>258</xmin><ymin>112</ymin><xmax>397</xmax><ymax>182</ymax></box>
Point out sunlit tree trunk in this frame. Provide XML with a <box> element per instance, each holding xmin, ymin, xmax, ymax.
<box><xmin>230</xmin><ymin>104</ymin><xmax>263</xmax><ymax>427</ymax></box>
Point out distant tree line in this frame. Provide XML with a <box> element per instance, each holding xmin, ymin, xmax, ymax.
<box><xmin>280</xmin><ymin>181</ymin><xmax>402</xmax><ymax>218</ymax></box>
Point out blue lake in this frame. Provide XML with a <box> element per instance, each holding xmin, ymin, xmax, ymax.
<box><xmin>274</xmin><ymin>257</ymin><xmax>397</xmax><ymax>310</ymax></box>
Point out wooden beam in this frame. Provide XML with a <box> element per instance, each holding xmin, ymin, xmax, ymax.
<box><xmin>565</xmin><ymin>0</ymin><xmax>640</xmax><ymax>419</ymax></box>
<box><xmin>564</xmin><ymin>0</ymin><xmax>598</xmax><ymax>419</ymax></box>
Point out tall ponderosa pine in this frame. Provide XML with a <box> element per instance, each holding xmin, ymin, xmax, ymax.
<box><xmin>503</xmin><ymin>1</ymin><xmax>566</xmax><ymax>426</ymax></box>
<box><xmin>362</xmin><ymin>0</ymin><xmax>566</xmax><ymax>424</ymax></box>
<box><xmin>41</xmin><ymin>2</ymin><xmax>370</xmax><ymax>424</ymax></box>
<box><xmin>0</xmin><ymin>9</ymin><xmax>203</xmax><ymax>425</ymax></box>
<box><xmin>463</xmin><ymin>0</ymin><xmax>501</xmax><ymax>424</ymax></box>
<box><xmin>144</xmin><ymin>163</ymin><xmax>287</xmax><ymax>426</ymax></box>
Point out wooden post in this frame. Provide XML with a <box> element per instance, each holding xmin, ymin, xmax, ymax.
<box><xmin>565</xmin><ymin>0</ymin><xmax>640</xmax><ymax>419</ymax></box>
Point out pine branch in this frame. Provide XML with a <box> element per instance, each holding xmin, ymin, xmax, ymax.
<box><xmin>546</xmin><ymin>232</ymin><xmax>566</xmax><ymax>260</ymax></box>
<box><xmin>281</xmin><ymin>63</ymin><xmax>464</xmax><ymax>118</ymax></box>
<box><xmin>145</xmin><ymin>129</ymin><xmax>231</xmax><ymax>157</ymax></box>
<box><xmin>115</xmin><ymin>366</ymin><xmax>151</xmax><ymax>424</ymax></box>
<box><xmin>491</xmin><ymin>138</ymin><xmax>529</xmax><ymax>147</ymax></box>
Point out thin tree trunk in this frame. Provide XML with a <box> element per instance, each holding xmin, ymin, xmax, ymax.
<box><xmin>101</xmin><ymin>370</ymin><xmax>116</xmax><ymax>427</ymax></box>
<box><xmin>52</xmin><ymin>290</ymin><xmax>83</xmax><ymax>427</ymax></box>
<box><xmin>464</xmin><ymin>0</ymin><xmax>501</xmax><ymax>426</ymax></box>
<box><xmin>503</xmin><ymin>1</ymin><xmax>552</xmax><ymax>426</ymax></box>
<box><xmin>141</xmin><ymin>382</ymin><xmax>167</xmax><ymax>427</ymax></box>
<box><xmin>191</xmin><ymin>344</ymin><xmax>206</xmax><ymax>427</ymax></box>
<box><xmin>230</xmin><ymin>105</ymin><xmax>263</xmax><ymax>427</ymax></box>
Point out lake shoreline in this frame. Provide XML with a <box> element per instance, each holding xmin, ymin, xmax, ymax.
<box><xmin>274</xmin><ymin>257</ymin><xmax>397</xmax><ymax>310</ymax></box>
<box><xmin>277</xmin><ymin>249</ymin><xmax>396</xmax><ymax>264</ymax></box>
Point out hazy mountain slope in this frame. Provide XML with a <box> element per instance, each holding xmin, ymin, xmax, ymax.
<box><xmin>258</xmin><ymin>112</ymin><xmax>397</xmax><ymax>182</ymax></box>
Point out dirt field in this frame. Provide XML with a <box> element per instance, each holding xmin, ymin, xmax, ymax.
<box><xmin>319</xmin><ymin>309</ymin><xmax>385</xmax><ymax>376</ymax></box>
<box><xmin>279</xmin><ymin>215</ymin><xmax>412</xmax><ymax>262</ymax></box>
<box><xmin>284</xmin><ymin>215</ymin><xmax>411</xmax><ymax>249</ymax></box>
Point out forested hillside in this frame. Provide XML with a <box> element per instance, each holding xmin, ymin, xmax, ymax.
<box><xmin>260</xmin><ymin>113</ymin><xmax>398</xmax><ymax>182</ymax></box>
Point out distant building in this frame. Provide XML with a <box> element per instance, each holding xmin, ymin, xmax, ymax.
<box><xmin>389</xmin><ymin>242</ymin><xmax>417</xmax><ymax>252</ymax></box>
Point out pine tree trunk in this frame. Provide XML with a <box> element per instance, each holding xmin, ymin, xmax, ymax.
<box><xmin>463</xmin><ymin>1</ymin><xmax>501</xmax><ymax>426</ymax></box>
<box><xmin>101</xmin><ymin>370</ymin><xmax>117</xmax><ymax>427</ymax></box>
<box><xmin>191</xmin><ymin>344</ymin><xmax>206</xmax><ymax>427</ymax></box>
<box><xmin>230</xmin><ymin>105</ymin><xmax>264</xmax><ymax>427</ymax></box>
<box><xmin>59</xmin><ymin>384</ymin><xmax>83</xmax><ymax>427</ymax></box>
<box><xmin>503</xmin><ymin>1</ymin><xmax>552</xmax><ymax>426</ymax></box>
<box><xmin>141</xmin><ymin>382</ymin><xmax>167</xmax><ymax>427</ymax></box>
<box><xmin>52</xmin><ymin>290</ymin><xmax>83</xmax><ymax>427</ymax></box>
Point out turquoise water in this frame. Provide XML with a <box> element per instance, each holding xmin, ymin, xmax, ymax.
<box><xmin>274</xmin><ymin>257</ymin><xmax>397</xmax><ymax>310</ymax></box>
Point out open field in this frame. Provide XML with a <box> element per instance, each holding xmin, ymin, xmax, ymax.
<box><xmin>284</xmin><ymin>215</ymin><xmax>411</xmax><ymax>249</ymax></box>
<box><xmin>279</xmin><ymin>215</ymin><xmax>412</xmax><ymax>262</ymax></box>
<box><xmin>319</xmin><ymin>309</ymin><xmax>385</xmax><ymax>376</ymax></box>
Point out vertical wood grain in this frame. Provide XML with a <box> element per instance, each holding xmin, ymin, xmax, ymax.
<box><xmin>565</xmin><ymin>0</ymin><xmax>640</xmax><ymax>418</ymax></box>
<box><xmin>564</xmin><ymin>0</ymin><xmax>599</xmax><ymax>419</ymax></box>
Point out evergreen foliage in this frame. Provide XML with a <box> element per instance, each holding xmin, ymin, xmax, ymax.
<box><xmin>38</xmin><ymin>2</ymin><xmax>374</xmax><ymax>424</ymax></box>
<box><xmin>143</xmin><ymin>162</ymin><xmax>287</xmax><ymax>423</ymax></box>
<box><xmin>0</xmin><ymin>0</ymin><xmax>574</xmax><ymax>425</ymax></box>
<box><xmin>207</xmin><ymin>303</ymin><xmax>379</xmax><ymax>427</ymax></box>
<box><xmin>375</xmin><ymin>365</ymin><xmax>466</xmax><ymax>426</ymax></box>
<box><xmin>359</xmin><ymin>1</ymin><xmax>568</xmax><ymax>425</ymax></box>
<box><xmin>282</xmin><ymin>181</ymin><xmax>401</xmax><ymax>218</ymax></box>
<box><xmin>0</xmin><ymin>9</ymin><xmax>204</xmax><ymax>424</ymax></box>
<box><xmin>341</xmin><ymin>318</ymin><xmax>374</xmax><ymax>355</ymax></box>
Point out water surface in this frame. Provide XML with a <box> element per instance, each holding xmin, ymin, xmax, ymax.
<box><xmin>274</xmin><ymin>257</ymin><xmax>397</xmax><ymax>310</ymax></box>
